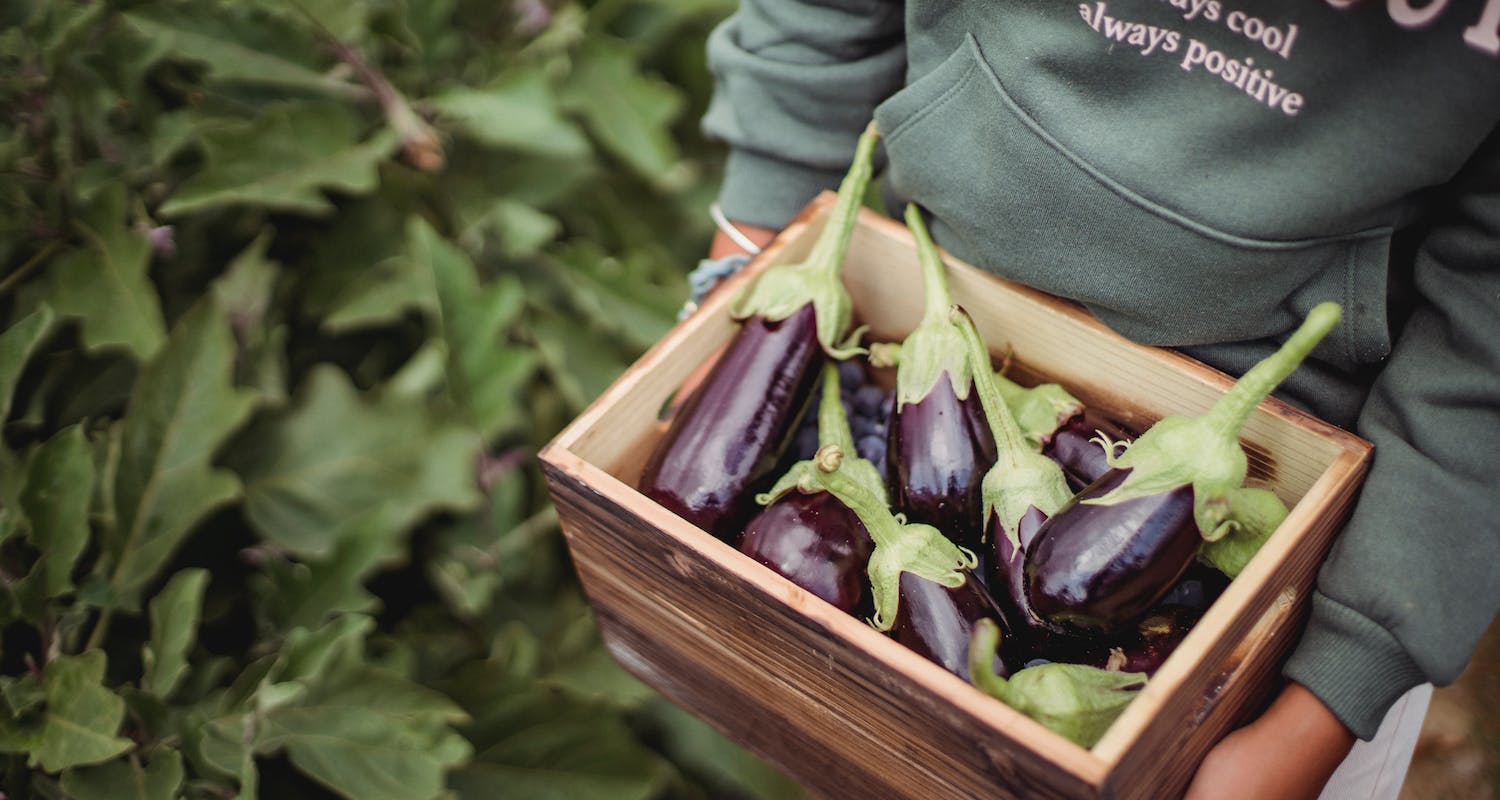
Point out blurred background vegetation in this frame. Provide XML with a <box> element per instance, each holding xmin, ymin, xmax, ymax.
<box><xmin>0</xmin><ymin>0</ymin><xmax>811</xmax><ymax>797</ymax></box>
<box><xmin>2</xmin><ymin>2</ymin><xmax>1495</xmax><ymax>799</ymax></box>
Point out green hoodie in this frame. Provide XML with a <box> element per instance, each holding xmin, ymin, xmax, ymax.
<box><xmin>704</xmin><ymin>0</ymin><xmax>1500</xmax><ymax>741</ymax></box>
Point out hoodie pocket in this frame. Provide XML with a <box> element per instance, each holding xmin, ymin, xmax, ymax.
<box><xmin>873</xmin><ymin>34</ymin><xmax>1393</xmax><ymax>369</ymax></box>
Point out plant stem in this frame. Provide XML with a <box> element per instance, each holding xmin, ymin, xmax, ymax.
<box><xmin>1203</xmin><ymin>303</ymin><xmax>1340</xmax><ymax>438</ymax></box>
<box><xmin>805</xmin><ymin>122</ymin><xmax>878</xmax><ymax>283</ymax></box>
<box><xmin>815</xmin><ymin>363</ymin><xmax>854</xmax><ymax>454</ymax></box>
<box><xmin>907</xmin><ymin>204</ymin><xmax>954</xmax><ymax>324</ymax></box>
<box><xmin>0</xmin><ymin>242</ymin><xmax>61</xmax><ymax>298</ymax></box>
<box><xmin>956</xmin><ymin>308</ymin><xmax>1030</xmax><ymax>466</ymax></box>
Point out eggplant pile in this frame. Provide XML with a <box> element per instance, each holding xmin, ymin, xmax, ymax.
<box><xmin>640</xmin><ymin>127</ymin><xmax>1340</xmax><ymax>748</ymax></box>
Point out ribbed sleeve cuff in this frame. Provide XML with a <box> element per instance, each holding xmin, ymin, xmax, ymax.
<box><xmin>1282</xmin><ymin>592</ymin><xmax>1427</xmax><ymax>740</ymax></box>
<box><xmin>717</xmin><ymin>148</ymin><xmax>850</xmax><ymax>231</ymax></box>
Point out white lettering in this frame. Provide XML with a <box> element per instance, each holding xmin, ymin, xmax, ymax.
<box><xmin>1388</xmin><ymin>0</ymin><xmax>1449</xmax><ymax>28</ymax></box>
<box><xmin>1464</xmin><ymin>0</ymin><xmax>1500</xmax><ymax>54</ymax></box>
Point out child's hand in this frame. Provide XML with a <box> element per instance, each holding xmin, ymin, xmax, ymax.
<box><xmin>1185</xmin><ymin>681</ymin><xmax>1355</xmax><ymax>800</ymax></box>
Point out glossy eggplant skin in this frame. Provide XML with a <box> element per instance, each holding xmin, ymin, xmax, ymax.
<box><xmin>738</xmin><ymin>491</ymin><xmax>874</xmax><ymax>616</ymax></box>
<box><xmin>888</xmin><ymin>376</ymin><xmax>996</xmax><ymax>553</ymax></box>
<box><xmin>1045</xmin><ymin>417</ymin><xmax>1113</xmax><ymax>492</ymax></box>
<box><xmin>1025</xmin><ymin>469</ymin><xmax>1199</xmax><ymax>633</ymax></box>
<box><xmin>890</xmin><ymin>572</ymin><xmax>1011</xmax><ymax>680</ymax></box>
<box><xmin>989</xmin><ymin>507</ymin><xmax>1108</xmax><ymax>664</ymax></box>
<box><xmin>641</xmin><ymin>304</ymin><xmax>823</xmax><ymax>542</ymax></box>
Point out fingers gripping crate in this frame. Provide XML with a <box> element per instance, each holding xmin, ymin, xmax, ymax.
<box><xmin>539</xmin><ymin>193</ymin><xmax>1371</xmax><ymax>800</ymax></box>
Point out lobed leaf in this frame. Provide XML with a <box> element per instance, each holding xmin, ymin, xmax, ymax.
<box><xmin>30</xmin><ymin>651</ymin><xmax>134</xmax><ymax>773</ymax></box>
<box><xmin>19</xmin><ymin>424</ymin><xmax>95</xmax><ymax>598</ymax></box>
<box><xmin>227</xmin><ymin>366</ymin><xmax>482</xmax><ymax>558</ymax></box>
<box><xmin>141</xmin><ymin>568</ymin><xmax>209</xmax><ymax>700</ymax></box>
<box><xmin>60</xmin><ymin>750</ymin><xmax>184</xmax><ymax>800</ymax></box>
<box><xmin>430</xmin><ymin>70</ymin><xmax>592</xmax><ymax>159</ymax></box>
<box><xmin>0</xmin><ymin>304</ymin><xmax>55</xmax><ymax>421</ymax></box>
<box><xmin>105</xmin><ymin>297</ymin><xmax>258</xmax><ymax>606</ymax></box>
<box><xmin>123</xmin><ymin>9</ymin><xmax>362</xmax><ymax>98</ymax></box>
<box><xmin>45</xmin><ymin>187</ymin><xmax>167</xmax><ymax>361</ymax></box>
<box><xmin>159</xmin><ymin>103</ymin><xmax>396</xmax><ymax>218</ymax></box>
<box><xmin>411</xmin><ymin>217</ymin><xmax>536</xmax><ymax>440</ymax></box>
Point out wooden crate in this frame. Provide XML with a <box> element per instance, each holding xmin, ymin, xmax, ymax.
<box><xmin>539</xmin><ymin>193</ymin><xmax>1372</xmax><ymax>800</ymax></box>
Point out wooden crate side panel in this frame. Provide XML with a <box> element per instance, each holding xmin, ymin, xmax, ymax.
<box><xmin>543</xmin><ymin>461</ymin><xmax>1105</xmax><ymax>800</ymax></box>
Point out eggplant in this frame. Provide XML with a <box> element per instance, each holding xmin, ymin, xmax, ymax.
<box><xmin>1096</xmin><ymin>605</ymin><xmax>1202</xmax><ymax>676</ymax></box>
<box><xmin>883</xmin><ymin>204</ymin><xmax>997</xmax><ymax>554</ymax></box>
<box><xmin>1027</xmin><ymin>303</ymin><xmax>1342</xmax><ymax>633</ymax></box>
<box><xmin>1046</xmin><ymin>417</ymin><xmax>1130</xmax><ymax>492</ymax></box>
<box><xmin>640</xmin><ymin>123</ymin><xmax>880</xmax><ymax>542</ymax></box>
<box><xmin>988</xmin><ymin>369</ymin><xmax>1131</xmax><ymax>491</ymax></box>
<box><xmin>936</xmin><ymin>309</ymin><xmax>1077</xmax><ymax>658</ymax></box>
<box><xmin>739</xmin><ymin>365</ymin><xmax>876</xmax><ymax>615</ymax></box>
<box><xmin>891</xmin><ymin>571</ymin><xmax>1009</xmax><ymax>680</ymax></box>
<box><xmin>741</xmin><ymin>491</ymin><xmax>873</xmax><ymax>614</ymax></box>
<box><xmin>644</xmin><ymin>306</ymin><xmax>823</xmax><ymax>539</ymax></box>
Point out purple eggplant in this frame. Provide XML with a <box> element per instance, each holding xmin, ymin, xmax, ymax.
<box><xmin>740</xmin><ymin>491</ymin><xmax>873</xmax><ymax>615</ymax></box>
<box><xmin>988</xmin><ymin>369</ymin><xmax>1132</xmax><ymax>492</ymax></box>
<box><xmin>739</xmin><ymin>364</ymin><xmax>876</xmax><ymax>615</ymax></box>
<box><xmin>1046</xmin><ymin>417</ymin><xmax>1130</xmax><ymax>492</ymax></box>
<box><xmin>639</xmin><ymin>123</ymin><xmax>880</xmax><ymax>542</ymax></box>
<box><xmin>1095</xmin><ymin>605</ymin><xmax>1202</xmax><ymax>676</ymax></box>
<box><xmin>883</xmin><ymin>204</ymin><xmax>997</xmax><ymax>554</ymax></box>
<box><xmin>644</xmin><ymin>306</ymin><xmax>823</xmax><ymax>539</ymax></box>
<box><xmin>891</xmin><ymin>571</ymin><xmax>1009</xmax><ymax>680</ymax></box>
<box><xmin>1027</xmin><ymin>303</ymin><xmax>1342</xmax><ymax>633</ymax></box>
<box><xmin>753</xmin><ymin>368</ymin><xmax>975</xmax><ymax>637</ymax></box>
<box><xmin>938</xmin><ymin>309</ymin><xmax>1077</xmax><ymax>658</ymax></box>
<box><xmin>1026</xmin><ymin>469</ymin><xmax>1198</xmax><ymax>632</ymax></box>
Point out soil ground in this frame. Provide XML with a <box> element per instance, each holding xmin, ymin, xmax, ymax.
<box><xmin>1400</xmin><ymin>615</ymin><xmax>1500</xmax><ymax>799</ymax></box>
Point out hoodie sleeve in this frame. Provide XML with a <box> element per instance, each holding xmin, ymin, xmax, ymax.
<box><xmin>1283</xmin><ymin>127</ymin><xmax>1500</xmax><ymax>740</ymax></box>
<box><xmin>702</xmin><ymin>0</ymin><xmax>906</xmax><ymax>229</ymax></box>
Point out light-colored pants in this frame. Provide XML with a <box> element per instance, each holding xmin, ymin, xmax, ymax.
<box><xmin>1317</xmin><ymin>683</ymin><xmax>1434</xmax><ymax>800</ymax></box>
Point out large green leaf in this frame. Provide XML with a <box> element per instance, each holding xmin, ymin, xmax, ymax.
<box><xmin>430</xmin><ymin>70</ymin><xmax>591</xmax><ymax>159</ymax></box>
<box><xmin>159</xmin><ymin>103</ymin><xmax>396</xmax><ymax>218</ymax></box>
<box><xmin>213</xmin><ymin>232</ymin><xmax>288</xmax><ymax>401</ymax></box>
<box><xmin>530</xmin><ymin>308</ymin><xmax>632</xmax><ymax>411</ymax></box>
<box><xmin>410</xmin><ymin>217</ymin><xmax>537</xmax><ymax>440</ymax></box>
<box><xmin>261</xmin><ymin>0</ymin><xmax>371</xmax><ymax>42</ymax></box>
<box><xmin>553</xmin><ymin>244</ymin><xmax>681</xmax><ymax>352</ymax></box>
<box><xmin>29</xmin><ymin>651</ymin><xmax>134</xmax><ymax>773</ymax></box>
<box><xmin>255</xmin><ymin>515</ymin><xmax>395</xmax><ymax>630</ymax></box>
<box><xmin>141</xmin><ymin>568</ymin><xmax>209</xmax><ymax>700</ymax></box>
<box><xmin>560</xmin><ymin>38</ymin><xmax>685</xmax><ymax>185</ymax></box>
<box><xmin>19</xmin><ymin>424</ymin><xmax>95</xmax><ymax>597</ymax></box>
<box><xmin>227</xmin><ymin>366</ymin><xmax>481</xmax><ymax>558</ymax></box>
<box><xmin>104</xmin><ymin>298</ymin><xmax>258</xmax><ymax>605</ymax></box>
<box><xmin>45</xmin><ymin>187</ymin><xmax>167</xmax><ymax>360</ymax></box>
<box><xmin>122</xmin><ymin>9</ymin><xmax>362</xmax><ymax>98</ymax></box>
<box><xmin>0</xmin><ymin>304</ymin><xmax>54</xmax><ymax>421</ymax></box>
<box><xmin>261</xmin><ymin>690</ymin><xmax>471</xmax><ymax>800</ymax></box>
<box><xmin>60</xmin><ymin>750</ymin><xmax>184</xmax><ymax>800</ymax></box>
<box><xmin>445</xmin><ymin>665</ymin><xmax>675</xmax><ymax>800</ymax></box>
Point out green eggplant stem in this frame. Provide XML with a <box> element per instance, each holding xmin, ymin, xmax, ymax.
<box><xmin>1203</xmin><ymin>302</ymin><xmax>1341</xmax><ymax>438</ymax></box>
<box><xmin>816</xmin><ymin>362</ymin><xmax>854</xmax><ymax>454</ymax></box>
<box><xmin>954</xmin><ymin>307</ymin><xmax>1030</xmax><ymax>466</ymax></box>
<box><xmin>806</xmin><ymin>122</ymin><xmax>880</xmax><ymax>285</ymax></box>
<box><xmin>907</xmin><ymin>203</ymin><xmax>954</xmax><ymax>324</ymax></box>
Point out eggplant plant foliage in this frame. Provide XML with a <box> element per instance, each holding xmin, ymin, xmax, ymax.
<box><xmin>0</xmin><ymin>1</ymin><xmax>801</xmax><ymax>798</ymax></box>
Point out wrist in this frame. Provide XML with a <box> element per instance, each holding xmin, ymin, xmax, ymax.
<box><xmin>709</xmin><ymin>216</ymin><xmax>778</xmax><ymax>259</ymax></box>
